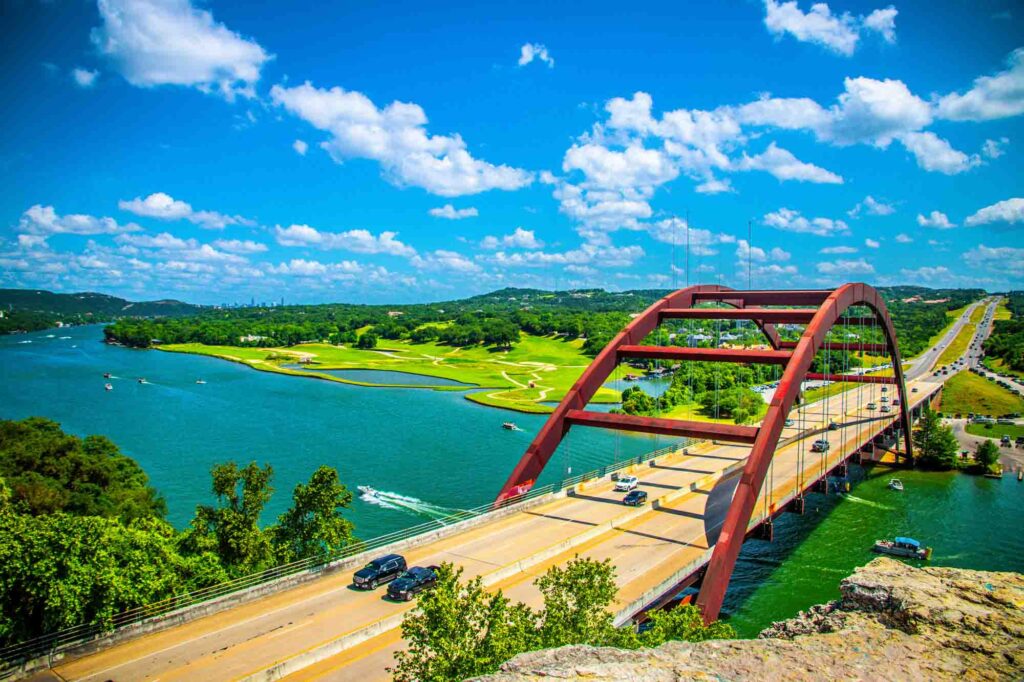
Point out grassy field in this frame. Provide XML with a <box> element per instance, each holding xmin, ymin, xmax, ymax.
<box><xmin>983</xmin><ymin>357</ymin><xmax>1024</xmax><ymax>379</ymax></box>
<box><xmin>940</xmin><ymin>371</ymin><xmax>1024</xmax><ymax>416</ymax></box>
<box><xmin>994</xmin><ymin>297</ymin><xmax>1011</xmax><ymax>321</ymax></box>
<box><xmin>935</xmin><ymin>319</ymin><xmax>976</xmax><ymax>367</ymax></box>
<box><xmin>969</xmin><ymin>305</ymin><xmax>986</xmax><ymax>325</ymax></box>
<box><xmin>161</xmin><ymin>333</ymin><xmax>620</xmax><ymax>414</ymax></box>
<box><xmin>916</xmin><ymin>302</ymin><xmax>971</xmax><ymax>358</ymax></box>
<box><xmin>965</xmin><ymin>422</ymin><xmax>1024</xmax><ymax>440</ymax></box>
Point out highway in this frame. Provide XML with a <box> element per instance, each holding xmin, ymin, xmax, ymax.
<box><xmin>52</xmin><ymin>370</ymin><xmax>942</xmax><ymax>682</ymax></box>
<box><xmin>904</xmin><ymin>298</ymin><xmax>991</xmax><ymax>381</ymax></box>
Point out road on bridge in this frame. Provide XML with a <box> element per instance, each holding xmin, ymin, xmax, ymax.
<box><xmin>52</xmin><ymin>370</ymin><xmax>942</xmax><ymax>682</ymax></box>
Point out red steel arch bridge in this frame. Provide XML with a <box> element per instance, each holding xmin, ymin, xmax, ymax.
<box><xmin>496</xmin><ymin>283</ymin><xmax>917</xmax><ymax>622</ymax></box>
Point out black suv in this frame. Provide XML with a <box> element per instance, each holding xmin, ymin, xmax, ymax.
<box><xmin>352</xmin><ymin>554</ymin><xmax>407</xmax><ymax>589</ymax></box>
<box><xmin>387</xmin><ymin>565</ymin><xmax>440</xmax><ymax>601</ymax></box>
<box><xmin>623</xmin><ymin>490</ymin><xmax>647</xmax><ymax>506</ymax></box>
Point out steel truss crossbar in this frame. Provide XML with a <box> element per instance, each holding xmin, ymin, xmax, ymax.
<box><xmin>617</xmin><ymin>345</ymin><xmax>793</xmax><ymax>364</ymax></box>
<box><xmin>779</xmin><ymin>341</ymin><xmax>889</xmax><ymax>353</ymax></box>
<box><xmin>565</xmin><ymin>409</ymin><xmax>760</xmax><ymax>443</ymax></box>
<box><xmin>805</xmin><ymin>372</ymin><xmax>896</xmax><ymax>384</ymax></box>
<box><xmin>494</xmin><ymin>283</ymin><xmax>914</xmax><ymax>627</ymax></box>
<box><xmin>659</xmin><ymin>308</ymin><xmax>817</xmax><ymax>323</ymax></box>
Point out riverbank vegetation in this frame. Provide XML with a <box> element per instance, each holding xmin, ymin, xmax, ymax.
<box><xmin>391</xmin><ymin>557</ymin><xmax>733</xmax><ymax>681</ymax></box>
<box><xmin>0</xmin><ymin>419</ymin><xmax>356</xmax><ymax>647</ymax></box>
<box><xmin>98</xmin><ymin>286</ymin><xmax>984</xmax><ymax>415</ymax></box>
<box><xmin>912</xmin><ymin>407</ymin><xmax>960</xmax><ymax>470</ymax></box>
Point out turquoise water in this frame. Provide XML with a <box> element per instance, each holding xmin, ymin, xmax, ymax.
<box><xmin>0</xmin><ymin>326</ymin><xmax>661</xmax><ymax>539</ymax></box>
<box><xmin>2</xmin><ymin>325</ymin><xmax>1022</xmax><ymax>633</ymax></box>
<box><xmin>722</xmin><ymin>464</ymin><xmax>1024</xmax><ymax>635</ymax></box>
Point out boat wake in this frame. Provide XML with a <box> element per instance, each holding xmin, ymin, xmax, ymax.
<box><xmin>842</xmin><ymin>495</ymin><xmax>895</xmax><ymax>511</ymax></box>
<box><xmin>358</xmin><ymin>486</ymin><xmax>463</xmax><ymax>522</ymax></box>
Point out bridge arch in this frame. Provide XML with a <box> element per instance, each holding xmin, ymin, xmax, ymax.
<box><xmin>495</xmin><ymin>283</ymin><xmax>913</xmax><ymax>623</ymax></box>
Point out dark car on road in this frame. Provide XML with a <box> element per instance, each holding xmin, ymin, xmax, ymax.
<box><xmin>623</xmin><ymin>489</ymin><xmax>648</xmax><ymax>506</ymax></box>
<box><xmin>387</xmin><ymin>565</ymin><xmax>440</xmax><ymax>601</ymax></box>
<box><xmin>352</xmin><ymin>553</ymin><xmax>407</xmax><ymax>590</ymax></box>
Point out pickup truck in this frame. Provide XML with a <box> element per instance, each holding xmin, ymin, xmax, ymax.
<box><xmin>387</xmin><ymin>565</ymin><xmax>441</xmax><ymax>601</ymax></box>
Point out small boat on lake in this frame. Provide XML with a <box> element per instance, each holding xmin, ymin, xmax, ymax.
<box><xmin>103</xmin><ymin>372</ymin><xmax>111</xmax><ymax>379</ymax></box>
<box><xmin>873</xmin><ymin>537</ymin><xmax>931</xmax><ymax>560</ymax></box>
<box><xmin>196</xmin><ymin>379</ymin><xmax>207</xmax><ymax>384</ymax></box>
<box><xmin>888</xmin><ymin>478</ymin><xmax>904</xmax><ymax>491</ymax></box>
<box><xmin>104</xmin><ymin>383</ymin><xmax>113</xmax><ymax>391</ymax></box>
<box><xmin>358</xmin><ymin>485</ymin><xmax>380</xmax><ymax>498</ymax></box>
<box><xmin>502</xmin><ymin>422</ymin><xmax>521</xmax><ymax>431</ymax></box>
<box><xmin>138</xmin><ymin>378</ymin><xmax>148</xmax><ymax>384</ymax></box>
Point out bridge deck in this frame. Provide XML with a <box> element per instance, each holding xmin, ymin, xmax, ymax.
<box><xmin>53</xmin><ymin>378</ymin><xmax>940</xmax><ymax>682</ymax></box>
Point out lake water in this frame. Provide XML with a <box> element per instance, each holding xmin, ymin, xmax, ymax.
<box><xmin>0</xmin><ymin>326</ymin><xmax>662</xmax><ymax>539</ymax></box>
<box><xmin>2</xmin><ymin>325</ymin><xmax>1022</xmax><ymax>633</ymax></box>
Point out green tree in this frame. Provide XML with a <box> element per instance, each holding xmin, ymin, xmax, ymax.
<box><xmin>637</xmin><ymin>604</ymin><xmax>735</xmax><ymax>646</ymax></box>
<box><xmin>536</xmin><ymin>556</ymin><xmax>619</xmax><ymax>648</ymax></box>
<box><xmin>390</xmin><ymin>564</ymin><xmax>538</xmax><ymax>681</ymax></box>
<box><xmin>273</xmin><ymin>466</ymin><xmax>356</xmax><ymax>563</ymax></box>
<box><xmin>975</xmin><ymin>439</ymin><xmax>1000</xmax><ymax>469</ymax></box>
<box><xmin>356</xmin><ymin>331</ymin><xmax>378</xmax><ymax>349</ymax></box>
<box><xmin>181</xmin><ymin>462</ymin><xmax>275</xmax><ymax>575</ymax></box>
<box><xmin>912</xmin><ymin>407</ymin><xmax>960</xmax><ymax>470</ymax></box>
<box><xmin>0</xmin><ymin>418</ymin><xmax>166</xmax><ymax>521</ymax></box>
<box><xmin>0</xmin><ymin>512</ymin><xmax>225</xmax><ymax>646</ymax></box>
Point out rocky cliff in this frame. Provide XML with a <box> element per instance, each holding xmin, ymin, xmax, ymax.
<box><xmin>473</xmin><ymin>558</ymin><xmax>1024</xmax><ymax>681</ymax></box>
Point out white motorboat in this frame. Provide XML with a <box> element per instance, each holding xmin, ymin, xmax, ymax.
<box><xmin>888</xmin><ymin>478</ymin><xmax>904</xmax><ymax>491</ymax></box>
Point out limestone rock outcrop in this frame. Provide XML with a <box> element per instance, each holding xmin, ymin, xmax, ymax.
<box><xmin>473</xmin><ymin>558</ymin><xmax>1024</xmax><ymax>681</ymax></box>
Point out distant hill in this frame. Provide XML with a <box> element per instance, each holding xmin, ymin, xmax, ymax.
<box><xmin>0</xmin><ymin>289</ymin><xmax>203</xmax><ymax>335</ymax></box>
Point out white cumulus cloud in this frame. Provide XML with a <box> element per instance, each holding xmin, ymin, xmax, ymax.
<box><xmin>292</xmin><ymin>139</ymin><xmax>308</xmax><ymax>156</ymax></box>
<box><xmin>118</xmin><ymin>192</ymin><xmax>254</xmax><ymax>229</ymax></box>
<box><xmin>734</xmin><ymin>142</ymin><xmax>843</xmax><ymax>183</ymax></box>
<box><xmin>936</xmin><ymin>48</ymin><xmax>1024</xmax><ymax>122</ymax></box>
<box><xmin>763</xmin><ymin>1</ymin><xmax>898</xmax><ymax>56</ymax></box>
<box><xmin>964</xmin><ymin>198</ymin><xmax>1024</xmax><ymax>227</ymax></box>
<box><xmin>763</xmin><ymin>207</ymin><xmax>850</xmax><ymax>236</ymax></box>
<box><xmin>429</xmin><ymin>204</ymin><xmax>478</xmax><ymax>220</ymax></box>
<box><xmin>916</xmin><ymin>210</ymin><xmax>955</xmax><ymax>229</ymax></box>
<box><xmin>274</xmin><ymin>224</ymin><xmax>417</xmax><ymax>257</ymax></box>
<box><xmin>72</xmin><ymin>67</ymin><xmax>99</xmax><ymax>88</ymax></box>
<box><xmin>271</xmin><ymin>81</ymin><xmax>532</xmax><ymax>197</ymax></box>
<box><xmin>91</xmin><ymin>0</ymin><xmax>272</xmax><ymax>100</ymax></box>
<box><xmin>518</xmin><ymin>43</ymin><xmax>554</xmax><ymax>68</ymax></box>
<box><xmin>480</xmin><ymin>228</ymin><xmax>544</xmax><ymax>250</ymax></box>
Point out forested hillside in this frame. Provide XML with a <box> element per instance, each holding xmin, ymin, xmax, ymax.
<box><xmin>0</xmin><ymin>289</ymin><xmax>201</xmax><ymax>335</ymax></box>
<box><xmin>104</xmin><ymin>286</ymin><xmax>984</xmax><ymax>359</ymax></box>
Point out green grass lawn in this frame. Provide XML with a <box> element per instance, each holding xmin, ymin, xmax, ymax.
<box><xmin>935</xmin><ymin>320</ymin><xmax>976</xmax><ymax>367</ymax></box>
<box><xmin>968</xmin><ymin>305</ymin><xmax>985</xmax><ymax>325</ymax></box>
<box><xmin>994</xmin><ymin>298</ymin><xmax>1011</xmax><ymax>321</ymax></box>
<box><xmin>160</xmin><ymin>333</ymin><xmax>619</xmax><ymax>414</ymax></box>
<box><xmin>940</xmin><ymin>371</ymin><xmax>1024</xmax><ymax>416</ymax></box>
<box><xmin>915</xmin><ymin>303</ymin><xmax>971</xmax><ymax>359</ymax></box>
<box><xmin>965</xmin><ymin>422</ymin><xmax>1024</xmax><ymax>440</ymax></box>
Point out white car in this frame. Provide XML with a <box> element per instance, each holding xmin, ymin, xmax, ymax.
<box><xmin>614</xmin><ymin>475</ymin><xmax>639</xmax><ymax>492</ymax></box>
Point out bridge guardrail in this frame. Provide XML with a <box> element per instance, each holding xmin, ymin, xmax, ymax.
<box><xmin>0</xmin><ymin>437</ymin><xmax>694</xmax><ymax>674</ymax></box>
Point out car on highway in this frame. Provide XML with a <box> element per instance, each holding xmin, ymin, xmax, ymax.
<box><xmin>623</xmin><ymin>489</ymin><xmax>648</xmax><ymax>506</ymax></box>
<box><xmin>867</xmin><ymin>402</ymin><xmax>877</xmax><ymax>410</ymax></box>
<box><xmin>614</xmin><ymin>475</ymin><xmax>640</xmax><ymax>492</ymax></box>
<box><xmin>893</xmin><ymin>399</ymin><xmax>900</xmax><ymax>406</ymax></box>
<box><xmin>784</xmin><ymin>418</ymin><xmax>795</xmax><ymax>427</ymax></box>
<box><xmin>1001</xmin><ymin>435</ymin><xmax>1012</xmax><ymax>447</ymax></box>
<box><xmin>387</xmin><ymin>565</ymin><xmax>440</xmax><ymax>601</ymax></box>
<box><xmin>912</xmin><ymin>387</ymin><xmax>918</xmax><ymax>393</ymax></box>
<box><xmin>352</xmin><ymin>553</ymin><xmax>407</xmax><ymax>589</ymax></box>
<box><xmin>881</xmin><ymin>405</ymin><xmax>891</xmax><ymax>413</ymax></box>
<box><xmin>828</xmin><ymin>421</ymin><xmax>839</xmax><ymax>430</ymax></box>
<box><xmin>811</xmin><ymin>439</ymin><xmax>830</xmax><ymax>453</ymax></box>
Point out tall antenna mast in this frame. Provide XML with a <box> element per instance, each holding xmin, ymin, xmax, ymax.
<box><xmin>671</xmin><ymin>216</ymin><xmax>677</xmax><ymax>289</ymax></box>
<box><xmin>747</xmin><ymin>219</ymin><xmax>752</xmax><ymax>290</ymax></box>
<box><xmin>685</xmin><ymin>210</ymin><xmax>690</xmax><ymax>288</ymax></box>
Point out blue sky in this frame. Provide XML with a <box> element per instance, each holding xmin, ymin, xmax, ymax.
<box><xmin>1</xmin><ymin>0</ymin><xmax>1022</xmax><ymax>304</ymax></box>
